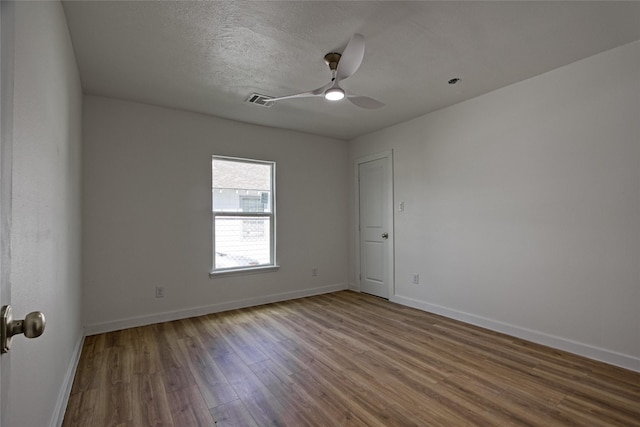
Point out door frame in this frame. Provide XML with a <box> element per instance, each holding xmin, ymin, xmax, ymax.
<box><xmin>354</xmin><ymin>150</ymin><xmax>394</xmax><ymax>298</ymax></box>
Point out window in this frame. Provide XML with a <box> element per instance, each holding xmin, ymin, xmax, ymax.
<box><xmin>211</xmin><ymin>156</ymin><xmax>276</xmax><ymax>275</ymax></box>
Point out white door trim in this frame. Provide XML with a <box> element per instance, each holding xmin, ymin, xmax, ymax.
<box><xmin>354</xmin><ymin>150</ymin><xmax>394</xmax><ymax>298</ymax></box>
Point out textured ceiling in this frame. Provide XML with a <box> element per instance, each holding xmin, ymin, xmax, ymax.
<box><xmin>62</xmin><ymin>1</ymin><xmax>640</xmax><ymax>140</ymax></box>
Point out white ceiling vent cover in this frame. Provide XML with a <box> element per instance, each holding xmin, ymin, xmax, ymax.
<box><xmin>246</xmin><ymin>93</ymin><xmax>274</xmax><ymax>108</ymax></box>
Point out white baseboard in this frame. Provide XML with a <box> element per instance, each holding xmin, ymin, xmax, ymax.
<box><xmin>85</xmin><ymin>283</ymin><xmax>349</xmax><ymax>336</ymax></box>
<box><xmin>51</xmin><ymin>330</ymin><xmax>85</xmax><ymax>427</ymax></box>
<box><xmin>391</xmin><ymin>294</ymin><xmax>640</xmax><ymax>373</ymax></box>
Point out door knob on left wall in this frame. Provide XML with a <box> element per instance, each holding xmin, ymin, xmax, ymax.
<box><xmin>1</xmin><ymin>305</ymin><xmax>46</xmax><ymax>354</ymax></box>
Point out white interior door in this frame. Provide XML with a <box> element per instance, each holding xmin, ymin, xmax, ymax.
<box><xmin>0</xmin><ymin>3</ymin><xmax>14</xmax><ymax>425</ymax></box>
<box><xmin>358</xmin><ymin>152</ymin><xmax>393</xmax><ymax>299</ymax></box>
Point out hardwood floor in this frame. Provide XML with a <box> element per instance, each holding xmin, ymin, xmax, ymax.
<box><xmin>63</xmin><ymin>291</ymin><xmax>640</xmax><ymax>426</ymax></box>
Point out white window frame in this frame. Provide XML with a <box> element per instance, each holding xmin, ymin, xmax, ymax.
<box><xmin>209</xmin><ymin>156</ymin><xmax>278</xmax><ymax>277</ymax></box>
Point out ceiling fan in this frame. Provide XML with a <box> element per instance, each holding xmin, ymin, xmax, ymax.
<box><xmin>269</xmin><ymin>34</ymin><xmax>384</xmax><ymax>109</ymax></box>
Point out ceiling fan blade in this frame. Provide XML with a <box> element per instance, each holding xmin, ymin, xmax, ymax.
<box><xmin>269</xmin><ymin>83</ymin><xmax>330</xmax><ymax>103</ymax></box>
<box><xmin>336</xmin><ymin>33</ymin><xmax>365</xmax><ymax>82</ymax></box>
<box><xmin>347</xmin><ymin>95</ymin><xmax>384</xmax><ymax>109</ymax></box>
<box><xmin>269</xmin><ymin>91</ymin><xmax>321</xmax><ymax>103</ymax></box>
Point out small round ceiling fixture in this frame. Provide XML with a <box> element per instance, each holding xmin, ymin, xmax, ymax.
<box><xmin>448</xmin><ymin>77</ymin><xmax>461</xmax><ymax>85</ymax></box>
<box><xmin>325</xmin><ymin>87</ymin><xmax>345</xmax><ymax>101</ymax></box>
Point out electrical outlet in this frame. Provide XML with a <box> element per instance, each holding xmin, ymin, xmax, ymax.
<box><xmin>155</xmin><ymin>286</ymin><xmax>165</xmax><ymax>298</ymax></box>
<box><xmin>312</xmin><ymin>268</ymin><xmax>318</xmax><ymax>277</ymax></box>
<box><xmin>412</xmin><ymin>274</ymin><xmax>419</xmax><ymax>284</ymax></box>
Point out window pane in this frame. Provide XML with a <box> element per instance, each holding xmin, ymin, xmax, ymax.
<box><xmin>211</xmin><ymin>156</ymin><xmax>275</xmax><ymax>273</ymax></box>
<box><xmin>214</xmin><ymin>216</ymin><xmax>271</xmax><ymax>269</ymax></box>
<box><xmin>212</xmin><ymin>160</ymin><xmax>272</xmax><ymax>212</ymax></box>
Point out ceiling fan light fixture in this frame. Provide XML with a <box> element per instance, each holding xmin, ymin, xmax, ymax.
<box><xmin>324</xmin><ymin>87</ymin><xmax>345</xmax><ymax>101</ymax></box>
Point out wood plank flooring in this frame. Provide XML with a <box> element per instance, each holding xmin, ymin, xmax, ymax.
<box><xmin>63</xmin><ymin>291</ymin><xmax>640</xmax><ymax>426</ymax></box>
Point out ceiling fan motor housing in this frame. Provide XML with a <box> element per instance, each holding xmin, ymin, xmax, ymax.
<box><xmin>324</xmin><ymin>52</ymin><xmax>342</xmax><ymax>71</ymax></box>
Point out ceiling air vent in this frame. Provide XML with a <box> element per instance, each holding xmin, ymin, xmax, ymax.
<box><xmin>246</xmin><ymin>93</ymin><xmax>274</xmax><ymax>108</ymax></box>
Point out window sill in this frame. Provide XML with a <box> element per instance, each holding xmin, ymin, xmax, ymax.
<box><xmin>209</xmin><ymin>265</ymin><xmax>280</xmax><ymax>279</ymax></box>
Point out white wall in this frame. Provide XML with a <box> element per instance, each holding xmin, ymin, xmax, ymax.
<box><xmin>82</xmin><ymin>96</ymin><xmax>348</xmax><ymax>331</ymax></box>
<box><xmin>349</xmin><ymin>41</ymin><xmax>640</xmax><ymax>371</ymax></box>
<box><xmin>9</xmin><ymin>2</ymin><xmax>83</xmax><ymax>426</ymax></box>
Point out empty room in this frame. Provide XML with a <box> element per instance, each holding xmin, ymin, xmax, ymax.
<box><xmin>1</xmin><ymin>1</ymin><xmax>639</xmax><ymax>426</ymax></box>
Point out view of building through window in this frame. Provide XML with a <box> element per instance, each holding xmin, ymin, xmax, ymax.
<box><xmin>212</xmin><ymin>157</ymin><xmax>275</xmax><ymax>271</ymax></box>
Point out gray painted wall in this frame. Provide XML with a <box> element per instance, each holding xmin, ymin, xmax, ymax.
<box><xmin>349</xmin><ymin>41</ymin><xmax>640</xmax><ymax>371</ymax></box>
<box><xmin>82</xmin><ymin>96</ymin><xmax>349</xmax><ymax>331</ymax></box>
